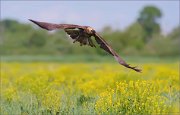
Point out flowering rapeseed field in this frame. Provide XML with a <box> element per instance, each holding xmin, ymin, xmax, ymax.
<box><xmin>1</xmin><ymin>62</ymin><xmax>179</xmax><ymax>114</ymax></box>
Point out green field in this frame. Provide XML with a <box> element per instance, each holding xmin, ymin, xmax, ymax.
<box><xmin>1</xmin><ymin>55</ymin><xmax>179</xmax><ymax>63</ymax></box>
<box><xmin>1</xmin><ymin>56</ymin><xmax>179</xmax><ymax>115</ymax></box>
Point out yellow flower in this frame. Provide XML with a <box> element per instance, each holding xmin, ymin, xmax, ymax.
<box><xmin>3</xmin><ymin>87</ymin><xmax>19</xmax><ymax>102</ymax></box>
<box><xmin>42</xmin><ymin>89</ymin><xmax>62</xmax><ymax>113</ymax></box>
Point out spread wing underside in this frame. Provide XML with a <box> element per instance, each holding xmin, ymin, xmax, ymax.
<box><xmin>65</xmin><ymin>29</ymin><xmax>80</xmax><ymax>39</ymax></box>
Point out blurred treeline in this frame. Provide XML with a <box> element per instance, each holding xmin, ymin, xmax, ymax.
<box><xmin>0</xmin><ymin>6</ymin><xmax>179</xmax><ymax>57</ymax></box>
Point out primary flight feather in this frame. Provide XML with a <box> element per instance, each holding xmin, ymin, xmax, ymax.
<box><xmin>29</xmin><ymin>19</ymin><xmax>141</xmax><ymax>72</ymax></box>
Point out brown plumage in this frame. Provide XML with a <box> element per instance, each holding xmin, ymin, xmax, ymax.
<box><xmin>29</xmin><ymin>19</ymin><xmax>141</xmax><ymax>72</ymax></box>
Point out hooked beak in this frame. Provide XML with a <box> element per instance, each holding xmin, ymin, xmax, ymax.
<box><xmin>91</xmin><ymin>30</ymin><xmax>96</xmax><ymax>34</ymax></box>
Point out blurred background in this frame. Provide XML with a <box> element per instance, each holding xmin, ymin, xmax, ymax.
<box><xmin>1</xmin><ymin>1</ymin><xmax>179</xmax><ymax>62</ymax></box>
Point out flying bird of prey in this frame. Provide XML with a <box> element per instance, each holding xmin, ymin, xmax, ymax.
<box><xmin>29</xmin><ymin>19</ymin><xmax>141</xmax><ymax>72</ymax></box>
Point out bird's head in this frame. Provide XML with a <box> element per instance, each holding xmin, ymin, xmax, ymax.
<box><xmin>87</xmin><ymin>27</ymin><xmax>96</xmax><ymax>34</ymax></box>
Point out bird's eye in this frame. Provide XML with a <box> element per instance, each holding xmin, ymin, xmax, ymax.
<box><xmin>91</xmin><ymin>30</ymin><xmax>96</xmax><ymax>33</ymax></box>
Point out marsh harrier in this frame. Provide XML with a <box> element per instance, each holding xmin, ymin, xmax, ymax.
<box><xmin>29</xmin><ymin>19</ymin><xmax>141</xmax><ymax>72</ymax></box>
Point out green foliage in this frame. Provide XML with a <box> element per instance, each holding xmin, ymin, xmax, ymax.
<box><xmin>123</xmin><ymin>23</ymin><xmax>145</xmax><ymax>50</ymax></box>
<box><xmin>0</xmin><ymin>16</ymin><xmax>179</xmax><ymax>57</ymax></box>
<box><xmin>77</xmin><ymin>95</ymin><xmax>94</xmax><ymax>106</ymax></box>
<box><xmin>26</xmin><ymin>31</ymin><xmax>47</xmax><ymax>47</ymax></box>
<box><xmin>138</xmin><ymin>6</ymin><xmax>162</xmax><ymax>42</ymax></box>
<box><xmin>168</xmin><ymin>26</ymin><xmax>180</xmax><ymax>39</ymax></box>
<box><xmin>144</xmin><ymin>35</ymin><xmax>179</xmax><ymax>56</ymax></box>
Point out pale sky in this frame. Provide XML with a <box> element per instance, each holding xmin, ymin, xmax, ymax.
<box><xmin>1</xmin><ymin>1</ymin><xmax>179</xmax><ymax>34</ymax></box>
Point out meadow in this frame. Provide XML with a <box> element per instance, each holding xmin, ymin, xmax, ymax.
<box><xmin>0</xmin><ymin>58</ymin><xmax>179</xmax><ymax>115</ymax></box>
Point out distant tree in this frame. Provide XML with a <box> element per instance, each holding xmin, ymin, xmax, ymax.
<box><xmin>167</xmin><ymin>26</ymin><xmax>180</xmax><ymax>56</ymax></box>
<box><xmin>168</xmin><ymin>26</ymin><xmax>180</xmax><ymax>39</ymax></box>
<box><xmin>28</xmin><ymin>32</ymin><xmax>47</xmax><ymax>47</ymax></box>
<box><xmin>123</xmin><ymin>23</ymin><xmax>145</xmax><ymax>49</ymax></box>
<box><xmin>0</xmin><ymin>21</ymin><xmax>4</xmax><ymax>45</ymax></box>
<box><xmin>1</xmin><ymin>19</ymin><xmax>19</xmax><ymax>33</ymax></box>
<box><xmin>101</xmin><ymin>26</ymin><xmax>113</xmax><ymax>34</ymax></box>
<box><xmin>137</xmin><ymin>6</ymin><xmax>162</xmax><ymax>42</ymax></box>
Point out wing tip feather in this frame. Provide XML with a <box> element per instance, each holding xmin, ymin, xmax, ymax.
<box><xmin>114</xmin><ymin>56</ymin><xmax>142</xmax><ymax>73</ymax></box>
<box><xmin>28</xmin><ymin>19</ymin><xmax>54</xmax><ymax>31</ymax></box>
<box><xmin>28</xmin><ymin>19</ymin><xmax>37</xmax><ymax>24</ymax></box>
<box><xmin>125</xmin><ymin>65</ymin><xmax>142</xmax><ymax>73</ymax></box>
<box><xmin>127</xmin><ymin>65</ymin><xmax>142</xmax><ymax>73</ymax></box>
<box><xmin>133</xmin><ymin>67</ymin><xmax>142</xmax><ymax>73</ymax></box>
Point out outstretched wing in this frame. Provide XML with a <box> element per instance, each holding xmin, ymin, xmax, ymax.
<box><xmin>29</xmin><ymin>19</ymin><xmax>85</xmax><ymax>31</ymax></box>
<box><xmin>93</xmin><ymin>33</ymin><xmax>141</xmax><ymax>72</ymax></box>
<box><xmin>29</xmin><ymin>19</ymin><xmax>94</xmax><ymax>47</ymax></box>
